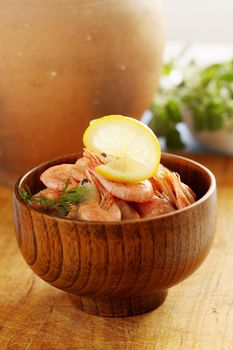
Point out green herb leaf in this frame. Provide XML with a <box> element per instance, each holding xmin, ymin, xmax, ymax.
<box><xmin>166</xmin><ymin>100</ymin><xmax>182</xmax><ymax>123</ymax></box>
<box><xmin>19</xmin><ymin>186</ymin><xmax>32</xmax><ymax>203</ymax></box>
<box><xmin>58</xmin><ymin>185</ymin><xmax>89</xmax><ymax>211</ymax></box>
<box><xmin>19</xmin><ymin>184</ymin><xmax>90</xmax><ymax>217</ymax></box>
<box><xmin>166</xmin><ymin>129</ymin><xmax>185</xmax><ymax>149</ymax></box>
<box><xmin>149</xmin><ymin>107</ymin><xmax>170</xmax><ymax>137</ymax></box>
<box><xmin>163</xmin><ymin>64</ymin><xmax>173</xmax><ymax>75</ymax></box>
<box><xmin>207</xmin><ymin>112</ymin><xmax>224</xmax><ymax>131</ymax></box>
<box><xmin>193</xmin><ymin>108</ymin><xmax>206</xmax><ymax>132</ymax></box>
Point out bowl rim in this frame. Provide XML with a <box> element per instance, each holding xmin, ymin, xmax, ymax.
<box><xmin>14</xmin><ymin>152</ymin><xmax>216</xmax><ymax>225</ymax></box>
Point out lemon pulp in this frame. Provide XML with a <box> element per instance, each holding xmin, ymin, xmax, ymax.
<box><xmin>83</xmin><ymin>115</ymin><xmax>161</xmax><ymax>183</ymax></box>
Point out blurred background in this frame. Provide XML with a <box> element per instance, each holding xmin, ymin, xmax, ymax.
<box><xmin>0</xmin><ymin>0</ymin><xmax>232</xmax><ymax>186</ymax></box>
<box><xmin>163</xmin><ymin>0</ymin><xmax>233</xmax><ymax>43</ymax></box>
<box><xmin>146</xmin><ymin>0</ymin><xmax>233</xmax><ymax>154</ymax></box>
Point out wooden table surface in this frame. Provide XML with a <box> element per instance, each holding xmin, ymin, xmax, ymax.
<box><xmin>0</xmin><ymin>154</ymin><xmax>233</xmax><ymax>350</ymax></box>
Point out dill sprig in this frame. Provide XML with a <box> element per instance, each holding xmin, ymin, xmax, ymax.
<box><xmin>19</xmin><ymin>187</ymin><xmax>32</xmax><ymax>204</ymax></box>
<box><xmin>19</xmin><ymin>184</ymin><xmax>90</xmax><ymax>217</ymax></box>
<box><xmin>56</xmin><ymin>185</ymin><xmax>89</xmax><ymax>215</ymax></box>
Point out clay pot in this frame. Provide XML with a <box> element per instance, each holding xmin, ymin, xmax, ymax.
<box><xmin>0</xmin><ymin>0</ymin><xmax>165</xmax><ymax>186</ymax></box>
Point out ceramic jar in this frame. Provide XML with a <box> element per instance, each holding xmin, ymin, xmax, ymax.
<box><xmin>0</xmin><ymin>0</ymin><xmax>165</xmax><ymax>185</ymax></box>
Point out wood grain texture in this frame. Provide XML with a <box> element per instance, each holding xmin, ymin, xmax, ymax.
<box><xmin>12</xmin><ymin>153</ymin><xmax>216</xmax><ymax>317</ymax></box>
<box><xmin>0</xmin><ymin>153</ymin><xmax>232</xmax><ymax>349</ymax></box>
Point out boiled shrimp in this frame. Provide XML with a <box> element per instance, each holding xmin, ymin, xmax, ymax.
<box><xmin>115</xmin><ymin>199</ymin><xmax>140</xmax><ymax>220</ymax></box>
<box><xmin>74</xmin><ymin>193</ymin><xmax>121</xmax><ymax>222</ymax></box>
<box><xmin>72</xmin><ymin>149</ymin><xmax>108</xmax><ymax>181</ymax></box>
<box><xmin>40</xmin><ymin>164</ymin><xmax>78</xmax><ymax>191</ymax></box>
<box><xmin>72</xmin><ymin>149</ymin><xmax>154</xmax><ymax>205</ymax></box>
<box><xmin>31</xmin><ymin>188</ymin><xmax>61</xmax><ymax>209</ymax></box>
<box><xmin>93</xmin><ymin>172</ymin><xmax>153</xmax><ymax>203</ymax></box>
<box><xmin>82</xmin><ymin>148</ymin><xmax>109</xmax><ymax>166</ymax></box>
<box><xmin>34</xmin><ymin>188</ymin><xmax>61</xmax><ymax>200</ymax></box>
<box><xmin>71</xmin><ymin>158</ymin><xmax>91</xmax><ymax>182</ymax></box>
<box><xmin>134</xmin><ymin>195</ymin><xmax>175</xmax><ymax>218</ymax></box>
<box><xmin>181</xmin><ymin>183</ymin><xmax>196</xmax><ymax>204</ymax></box>
<box><xmin>67</xmin><ymin>180</ymin><xmax>121</xmax><ymax>222</ymax></box>
<box><xmin>40</xmin><ymin>149</ymin><xmax>110</xmax><ymax>190</ymax></box>
<box><xmin>37</xmin><ymin>149</ymin><xmax>196</xmax><ymax>221</ymax></box>
<box><xmin>150</xmin><ymin>164</ymin><xmax>196</xmax><ymax>209</ymax></box>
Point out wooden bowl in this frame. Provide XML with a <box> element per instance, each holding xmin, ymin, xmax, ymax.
<box><xmin>13</xmin><ymin>153</ymin><xmax>217</xmax><ymax>317</ymax></box>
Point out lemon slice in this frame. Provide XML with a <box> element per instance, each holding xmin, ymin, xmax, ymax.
<box><xmin>83</xmin><ymin>115</ymin><xmax>161</xmax><ymax>183</ymax></box>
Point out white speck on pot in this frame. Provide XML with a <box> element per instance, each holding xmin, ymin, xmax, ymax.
<box><xmin>50</xmin><ymin>71</ymin><xmax>58</xmax><ymax>77</ymax></box>
<box><xmin>86</xmin><ymin>35</ymin><xmax>92</xmax><ymax>41</ymax></box>
<box><xmin>24</xmin><ymin>23</ymin><xmax>29</xmax><ymax>28</ymax></box>
<box><xmin>17</xmin><ymin>51</ymin><xmax>23</xmax><ymax>57</ymax></box>
<box><xmin>117</xmin><ymin>64</ymin><xmax>126</xmax><ymax>71</ymax></box>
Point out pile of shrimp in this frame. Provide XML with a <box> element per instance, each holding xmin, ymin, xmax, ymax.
<box><xmin>33</xmin><ymin>149</ymin><xmax>196</xmax><ymax>221</ymax></box>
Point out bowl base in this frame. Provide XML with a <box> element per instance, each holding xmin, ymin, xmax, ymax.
<box><xmin>68</xmin><ymin>290</ymin><xmax>168</xmax><ymax>317</ymax></box>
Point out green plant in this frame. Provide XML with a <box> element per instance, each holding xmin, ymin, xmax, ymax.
<box><xmin>149</xmin><ymin>52</ymin><xmax>233</xmax><ymax>149</ymax></box>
